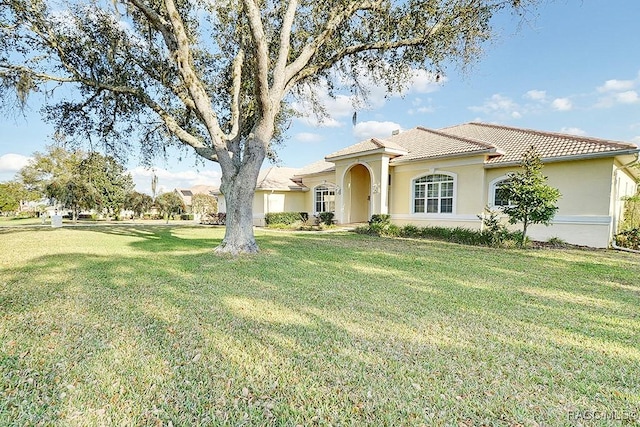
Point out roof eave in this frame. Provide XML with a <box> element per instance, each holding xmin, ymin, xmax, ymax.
<box><xmin>483</xmin><ymin>149</ymin><xmax>640</xmax><ymax>169</ymax></box>
<box><xmin>325</xmin><ymin>147</ymin><xmax>408</xmax><ymax>162</ymax></box>
<box><xmin>390</xmin><ymin>149</ymin><xmax>494</xmax><ymax>164</ymax></box>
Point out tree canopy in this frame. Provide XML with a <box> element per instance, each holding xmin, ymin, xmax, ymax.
<box><xmin>18</xmin><ymin>146</ymin><xmax>134</xmax><ymax>219</ymax></box>
<box><xmin>1</xmin><ymin>0</ymin><xmax>538</xmax><ymax>253</ymax></box>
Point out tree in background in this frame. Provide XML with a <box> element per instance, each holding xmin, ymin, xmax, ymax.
<box><xmin>78</xmin><ymin>152</ymin><xmax>134</xmax><ymax>219</ymax></box>
<box><xmin>191</xmin><ymin>193</ymin><xmax>218</xmax><ymax>217</ymax></box>
<box><xmin>19</xmin><ymin>146</ymin><xmax>83</xmax><ymax>205</ymax></box>
<box><xmin>125</xmin><ymin>191</ymin><xmax>154</xmax><ymax>219</ymax></box>
<box><xmin>156</xmin><ymin>192</ymin><xmax>185</xmax><ymax>223</ymax></box>
<box><xmin>500</xmin><ymin>146</ymin><xmax>561</xmax><ymax>245</ymax></box>
<box><xmin>18</xmin><ymin>146</ymin><xmax>134</xmax><ymax>220</ymax></box>
<box><xmin>0</xmin><ymin>0</ymin><xmax>540</xmax><ymax>254</ymax></box>
<box><xmin>0</xmin><ymin>181</ymin><xmax>29</xmax><ymax>214</ymax></box>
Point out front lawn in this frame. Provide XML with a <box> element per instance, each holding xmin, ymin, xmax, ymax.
<box><xmin>1</xmin><ymin>226</ymin><xmax>639</xmax><ymax>425</ymax></box>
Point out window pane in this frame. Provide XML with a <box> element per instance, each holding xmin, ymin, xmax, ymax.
<box><xmin>426</xmin><ymin>199</ymin><xmax>438</xmax><ymax>213</ymax></box>
<box><xmin>440</xmin><ymin>198</ymin><xmax>453</xmax><ymax>213</ymax></box>
<box><xmin>414</xmin><ymin>183</ymin><xmax>425</xmax><ymax>198</ymax></box>
<box><xmin>414</xmin><ymin>199</ymin><xmax>425</xmax><ymax>213</ymax></box>
<box><xmin>441</xmin><ymin>182</ymin><xmax>453</xmax><ymax>197</ymax></box>
<box><xmin>427</xmin><ymin>183</ymin><xmax>438</xmax><ymax>197</ymax></box>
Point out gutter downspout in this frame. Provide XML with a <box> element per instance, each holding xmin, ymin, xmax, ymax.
<box><xmin>611</xmin><ymin>238</ymin><xmax>640</xmax><ymax>254</ymax></box>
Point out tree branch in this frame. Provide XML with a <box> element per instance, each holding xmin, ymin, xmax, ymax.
<box><xmin>241</xmin><ymin>0</ymin><xmax>271</xmax><ymax>112</ymax></box>
<box><xmin>283</xmin><ymin>0</ymin><xmax>381</xmax><ymax>89</ymax></box>
<box><xmin>226</xmin><ymin>48</ymin><xmax>244</xmax><ymax>142</ymax></box>
<box><xmin>162</xmin><ymin>0</ymin><xmax>231</xmax><ymax>169</ymax></box>
<box><xmin>272</xmin><ymin>0</ymin><xmax>298</xmax><ymax>95</ymax></box>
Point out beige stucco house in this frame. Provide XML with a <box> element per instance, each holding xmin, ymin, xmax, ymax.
<box><xmin>218</xmin><ymin>123</ymin><xmax>640</xmax><ymax>248</ymax></box>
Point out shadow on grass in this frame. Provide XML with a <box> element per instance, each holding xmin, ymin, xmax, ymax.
<box><xmin>2</xmin><ymin>227</ymin><xmax>640</xmax><ymax>425</ymax></box>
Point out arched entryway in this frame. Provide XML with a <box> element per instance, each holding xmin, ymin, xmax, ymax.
<box><xmin>344</xmin><ymin>163</ymin><xmax>371</xmax><ymax>223</ymax></box>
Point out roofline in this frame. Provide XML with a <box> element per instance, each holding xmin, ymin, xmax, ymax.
<box><xmin>325</xmin><ymin>146</ymin><xmax>408</xmax><ymax>162</ymax></box>
<box><xmin>483</xmin><ymin>148</ymin><xmax>640</xmax><ymax>169</ymax></box>
<box><xmin>449</xmin><ymin>122</ymin><xmax>639</xmax><ymax>151</ymax></box>
<box><xmin>255</xmin><ymin>186</ymin><xmax>308</xmax><ymax>192</ymax></box>
<box><xmin>292</xmin><ymin>167</ymin><xmax>336</xmax><ymax>178</ymax></box>
<box><xmin>390</xmin><ymin>148</ymin><xmax>496</xmax><ymax>164</ymax></box>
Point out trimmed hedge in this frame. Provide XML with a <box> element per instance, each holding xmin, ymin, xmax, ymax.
<box><xmin>356</xmin><ymin>222</ymin><xmax>525</xmax><ymax>248</ymax></box>
<box><xmin>265</xmin><ymin>212</ymin><xmax>304</xmax><ymax>225</ymax></box>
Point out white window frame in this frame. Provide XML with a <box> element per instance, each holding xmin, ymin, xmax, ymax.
<box><xmin>314</xmin><ymin>184</ymin><xmax>336</xmax><ymax>214</ymax></box>
<box><xmin>411</xmin><ymin>172</ymin><xmax>457</xmax><ymax>215</ymax></box>
<box><xmin>488</xmin><ymin>176</ymin><xmax>513</xmax><ymax>209</ymax></box>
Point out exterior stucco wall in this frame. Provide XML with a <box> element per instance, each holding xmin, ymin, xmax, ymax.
<box><xmin>390</xmin><ymin>156</ymin><xmax>487</xmax><ymax>228</ymax></box>
<box><xmin>252</xmin><ymin>190</ymin><xmax>306</xmax><ymax>226</ymax></box>
<box><xmin>388</xmin><ymin>156</ymin><xmax>625</xmax><ymax>247</ymax></box>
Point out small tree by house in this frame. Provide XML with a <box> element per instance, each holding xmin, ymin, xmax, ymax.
<box><xmin>191</xmin><ymin>193</ymin><xmax>218</xmax><ymax>217</ymax></box>
<box><xmin>500</xmin><ymin>146</ymin><xmax>561</xmax><ymax>245</ymax></box>
<box><xmin>156</xmin><ymin>192</ymin><xmax>185</xmax><ymax>223</ymax></box>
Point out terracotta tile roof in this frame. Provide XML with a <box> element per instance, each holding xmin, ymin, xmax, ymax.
<box><xmin>387</xmin><ymin>127</ymin><xmax>497</xmax><ymax>163</ymax></box>
<box><xmin>441</xmin><ymin>122</ymin><xmax>639</xmax><ymax>165</ymax></box>
<box><xmin>190</xmin><ymin>184</ymin><xmax>219</xmax><ymax>195</ymax></box>
<box><xmin>325</xmin><ymin>137</ymin><xmax>407</xmax><ymax>160</ymax></box>
<box><xmin>294</xmin><ymin>159</ymin><xmax>335</xmax><ymax>176</ymax></box>
<box><xmin>320</xmin><ymin>122</ymin><xmax>638</xmax><ymax>168</ymax></box>
<box><xmin>256</xmin><ymin>167</ymin><xmax>305</xmax><ymax>190</ymax></box>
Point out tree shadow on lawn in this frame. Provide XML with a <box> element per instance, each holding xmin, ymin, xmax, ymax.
<box><xmin>2</xmin><ymin>230</ymin><xmax>640</xmax><ymax>425</ymax></box>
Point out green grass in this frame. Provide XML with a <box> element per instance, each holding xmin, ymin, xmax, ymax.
<box><xmin>1</xmin><ymin>226</ymin><xmax>639</xmax><ymax>426</ymax></box>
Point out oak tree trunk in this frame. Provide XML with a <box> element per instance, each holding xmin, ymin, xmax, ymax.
<box><xmin>214</xmin><ymin>131</ymin><xmax>268</xmax><ymax>255</ymax></box>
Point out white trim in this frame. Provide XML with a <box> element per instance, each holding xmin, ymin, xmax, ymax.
<box><xmin>551</xmin><ymin>215</ymin><xmax>611</xmax><ymax>225</ymax></box>
<box><xmin>391</xmin><ymin>214</ymin><xmax>611</xmax><ymax>225</ymax></box>
<box><xmin>392</xmin><ymin>213</ymin><xmax>480</xmax><ymax>222</ymax></box>
<box><xmin>313</xmin><ymin>183</ymin><xmax>337</xmax><ymax>215</ymax></box>
<box><xmin>487</xmin><ymin>175</ymin><xmax>512</xmax><ymax>208</ymax></box>
<box><xmin>410</xmin><ymin>171</ymin><xmax>457</xmax><ymax>215</ymax></box>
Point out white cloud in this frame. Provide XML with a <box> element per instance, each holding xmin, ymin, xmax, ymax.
<box><xmin>631</xmin><ymin>136</ymin><xmax>640</xmax><ymax>145</ymax></box>
<box><xmin>560</xmin><ymin>127</ymin><xmax>587</xmax><ymax>136</ymax></box>
<box><xmin>524</xmin><ymin>90</ymin><xmax>546</xmax><ymax>101</ymax></box>
<box><xmin>292</xmin><ymin>67</ymin><xmax>446</xmax><ymax>128</ymax></box>
<box><xmin>615</xmin><ymin>90</ymin><xmax>639</xmax><ymax>104</ymax></box>
<box><xmin>551</xmin><ymin>98</ymin><xmax>572</xmax><ymax>111</ymax></box>
<box><xmin>353</xmin><ymin>121</ymin><xmax>401</xmax><ymax>140</ymax></box>
<box><xmin>0</xmin><ymin>153</ymin><xmax>31</xmax><ymax>174</ymax></box>
<box><xmin>405</xmin><ymin>70</ymin><xmax>447</xmax><ymax>94</ymax></box>
<box><xmin>129</xmin><ymin>166</ymin><xmax>221</xmax><ymax>195</ymax></box>
<box><xmin>407</xmin><ymin>97</ymin><xmax>435</xmax><ymax>115</ymax></box>
<box><xmin>469</xmin><ymin>94</ymin><xmax>521</xmax><ymax>118</ymax></box>
<box><xmin>597</xmin><ymin>79</ymin><xmax>636</xmax><ymax>93</ymax></box>
<box><xmin>294</xmin><ymin>132</ymin><xmax>323</xmax><ymax>143</ymax></box>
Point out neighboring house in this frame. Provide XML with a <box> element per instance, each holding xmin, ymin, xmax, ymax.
<box><xmin>175</xmin><ymin>185</ymin><xmax>219</xmax><ymax>213</ymax></box>
<box><xmin>217</xmin><ymin>123</ymin><xmax>640</xmax><ymax>248</ymax></box>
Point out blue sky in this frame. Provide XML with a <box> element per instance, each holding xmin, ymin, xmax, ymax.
<box><xmin>1</xmin><ymin>0</ymin><xmax>639</xmax><ymax>194</ymax></box>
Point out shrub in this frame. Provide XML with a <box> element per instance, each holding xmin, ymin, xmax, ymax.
<box><xmin>318</xmin><ymin>212</ymin><xmax>335</xmax><ymax>225</ymax></box>
<box><xmin>615</xmin><ymin>227</ymin><xmax>640</xmax><ymax>250</ymax></box>
<box><xmin>265</xmin><ymin>212</ymin><xmax>303</xmax><ymax>226</ymax></box>
<box><xmin>369</xmin><ymin>214</ymin><xmax>391</xmax><ymax>225</ymax></box>
<box><xmin>181</xmin><ymin>213</ymin><xmax>194</xmax><ymax>220</ymax></box>
<box><xmin>356</xmin><ymin>221</ymin><xmax>525</xmax><ymax>248</ymax></box>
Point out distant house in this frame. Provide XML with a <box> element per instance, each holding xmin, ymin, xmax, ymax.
<box><xmin>175</xmin><ymin>185</ymin><xmax>219</xmax><ymax>213</ymax></box>
<box><xmin>217</xmin><ymin>123</ymin><xmax>639</xmax><ymax>248</ymax></box>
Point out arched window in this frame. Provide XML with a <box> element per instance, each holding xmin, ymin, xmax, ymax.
<box><xmin>489</xmin><ymin>177</ymin><xmax>513</xmax><ymax>207</ymax></box>
<box><xmin>413</xmin><ymin>174</ymin><xmax>455</xmax><ymax>214</ymax></box>
<box><xmin>315</xmin><ymin>185</ymin><xmax>336</xmax><ymax>213</ymax></box>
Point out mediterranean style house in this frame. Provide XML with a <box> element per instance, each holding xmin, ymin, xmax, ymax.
<box><xmin>217</xmin><ymin>122</ymin><xmax>640</xmax><ymax>248</ymax></box>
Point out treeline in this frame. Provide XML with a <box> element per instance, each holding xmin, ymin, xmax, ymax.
<box><xmin>1</xmin><ymin>146</ymin><xmax>165</xmax><ymax>220</ymax></box>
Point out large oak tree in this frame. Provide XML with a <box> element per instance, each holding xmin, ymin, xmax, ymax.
<box><xmin>1</xmin><ymin>0</ymin><xmax>537</xmax><ymax>254</ymax></box>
